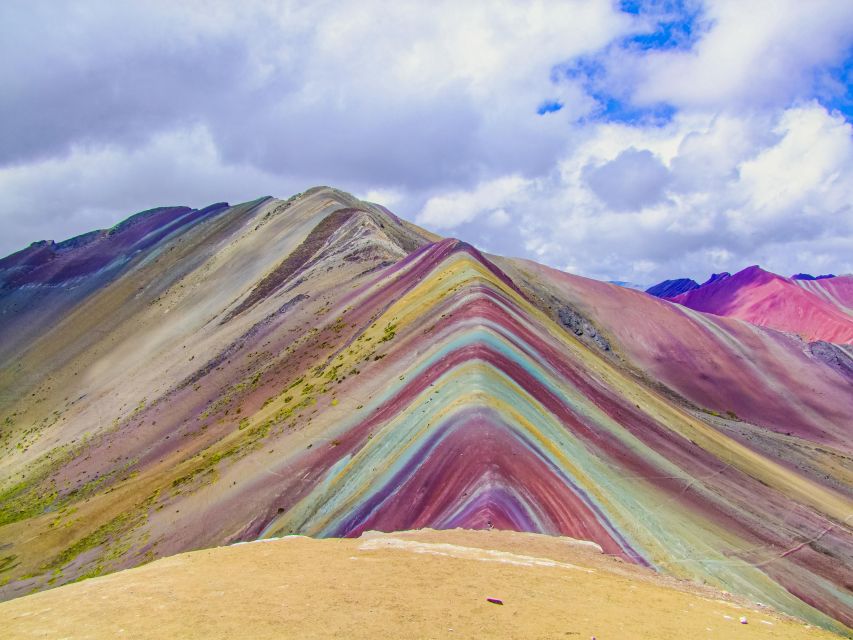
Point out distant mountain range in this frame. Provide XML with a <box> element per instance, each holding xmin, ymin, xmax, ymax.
<box><xmin>646</xmin><ymin>267</ymin><xmax>853</xmax><ymax>344</ymax></box>
<box><xmin>0</xmin><ymin>187</ymin><xmax>850</xmax><ymax>633</ymax></box>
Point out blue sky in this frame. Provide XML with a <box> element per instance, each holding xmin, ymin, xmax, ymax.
<box><xmin>1</xmin><ymin>0</ymin><xmax>851</xmax><ymax>282</ymax></box>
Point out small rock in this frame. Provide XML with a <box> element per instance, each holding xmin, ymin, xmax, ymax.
<box><xmin>740</xmin><ymin>616</ymin><xmax>748</xmax><ymax>624</ymax></box>
<box><xmin>486</xmin><ymin>597</ymin><xmax>503</xmax><ymax>605</ymax></box>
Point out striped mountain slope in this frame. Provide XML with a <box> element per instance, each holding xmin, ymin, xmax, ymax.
<box><xmin>0</xmin><ymin>188</ymin><xmax>850</xmax><ymax>634</ymax></box>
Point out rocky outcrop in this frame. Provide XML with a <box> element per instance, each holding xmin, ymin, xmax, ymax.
<box><xmin>557</xmin><ymin>306</ymin><xmax>611</xmax><ymax>351</ymax></box>
<box><xmin>807</xmin><ymin>341</ymin><xmax>853</xmax><ymax>380</ymax></box>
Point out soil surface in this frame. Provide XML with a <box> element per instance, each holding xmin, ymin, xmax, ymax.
<box><xmin>0</xmin><ymin>528</ymin><xmax>846</xmax><ymax>639</ymax></box>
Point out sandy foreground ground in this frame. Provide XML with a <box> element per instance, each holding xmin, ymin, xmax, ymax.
<box><xmin>0</xmin><ymin>528</ymin><xmax>845</xmax><ymax>640</ymax></box>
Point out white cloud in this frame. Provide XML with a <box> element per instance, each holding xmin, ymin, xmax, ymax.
<box><xmin>424</xmin><ymin>103</ymin><xmax>853</xmax><ymax>282</ymax></box>
<box><xmin>487</xmin><ymin>208</ymin><xmax>511</xmax><ymax>228</ymax></box>
<box><xmin>0</xmin><ymin>126</ymin><xmax>290</xmax><ymax>252</ymax></box>
<box><xmin>0</xmin><ymin>0</ymin><xmax>636</xmax><ymax>256</ymax></box>
<box><xmin>1</xmin><ymin>0</ymin><xmax>851</xmax><ymax>283</ymax></box>
<box><xmin>358</xmin><ymin>188</ymin><xmax>405</xmax><ymax>208</ymax></box>
<box><xmin>735</xmin><ymin>106</ymin><xmax>853</xmax><ymax>225</ymax></box>
<box><xmin>583</xmin><ymin>148</ymin><xmax>671</xmax><ymax>211</ymax></box>
<box><xmin>669</xmin><ymin>113</ymin><xmax>776</xmax><ymax>193</ymax></box>
<box><xmin>417</xmin><ymin>175</ymin><xmax>531</xmax><ymax>229</ymax></box>
<box><xmin>632</xmin><ymin>0</ymin><xmax>853</xmax><ymax>110</ymax></box>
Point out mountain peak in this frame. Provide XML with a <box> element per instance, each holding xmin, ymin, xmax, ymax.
<box><xmin>0</xmin><ymin>188</ymin><xmax>851</xmax><ymax>633</ymax></box>
<box><xmin>644</xmin><ymin>277</ymin><xmax>698</xmax><ymax>298</ymax></box>
<box><xmin>792</xmin><ymin>272</ymin><xmax>836</xmax><ymax>280</ymax></box>
<box><xmin>647</xmin><ymin>264</ymin><xmax>853</xmax><ymax>343</ymax></box>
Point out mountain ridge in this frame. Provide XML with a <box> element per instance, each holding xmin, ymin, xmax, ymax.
<box><xmin>0</xmin><ymin>187</ymin><xmax>850</xmax><ymax>633</ymax></box>
<box><xmin>647</xmin><ymin>265</ymin><xmax>853</xmax><ymax>344</ymax></box>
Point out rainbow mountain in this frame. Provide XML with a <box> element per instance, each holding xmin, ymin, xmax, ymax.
<box><xmin>647</xmin><ymin>267</ymin><xmax>853</xmax><ymax>344</ymax></box>
<box><xmin>0</xmin><ymin>187</ymin><xmax>851</xmax><ymax>633</ymax></box>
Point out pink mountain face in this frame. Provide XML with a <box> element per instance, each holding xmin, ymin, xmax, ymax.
<box><xmin>667</xmin><ymin>266</ymin><xmax>853</xmax><ymax>344</ymax></box>
<box><xmin>793</xmin><ymin>274</ymin><xmax>853</xmax><ymax>312</ymax></box>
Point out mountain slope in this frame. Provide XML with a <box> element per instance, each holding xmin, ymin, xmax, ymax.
<box><xmin>793</xmin><ymin>275</ymin><xmax>853</xmax><ymax>315</ymax></box>
<box><xmin>508</xmin><ymin>262</ymin><xmax>851</xmax><ymax>449</ymax></box>
<box><xmin>0</xmin><ymin>188</ymin><xmax>850</xmax><ymax>633</ymax></box>
<box><xmin>650</xmin><ymin>266</ymin><xmax>853</xmax><ymax>344</ymax></box>
<box><xmin>0</xmin><ymin>202</ymin><xmax>233</xmax><ymax>364</ymax></box>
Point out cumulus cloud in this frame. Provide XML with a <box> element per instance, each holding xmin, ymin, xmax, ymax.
<box><xmin>1</xmin><ymin>0</ymin><xmax>851</xmax><ymax>283</ymax></box>
<box><xmin>735</xmin><ymin>107</ymin><xmax>853</xmax><ymax>229</ymax></box>
<box><xmin>583</xmin><ymin>148</ymin><xmax>671</xmax><ymax>211</ymax></box>
<box><xmin>358</xmin><ymin>188</ymin><xmax>405</xmax><ymax>209</ymax></box>
<box><xmin>631</xmin><ymin>0</ymin><xmax>853</xmax><ymax>110</ymax></box>
<box><xmin>417</xmin><ymin>175</ymin><xmax>531</xmax><ymax>229</ymax></box>
<box><xmin>442</xmin><ymin>104</ymin><xmax>853</xmax><ymax>282</ymax></box>
<box><xmin>486</xmin><ymin>209</ymin><xmax>511</xmax><ymax>228</ymax></box>
<box><xmin>0</xmin><ymin>0</ymin><xmax>635</xmax><ymax>256</ymax></box>
<box><xmin>0</xmin><ymin>126</ymin><xmax>291</xmax><ymax>253</ymax></box>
